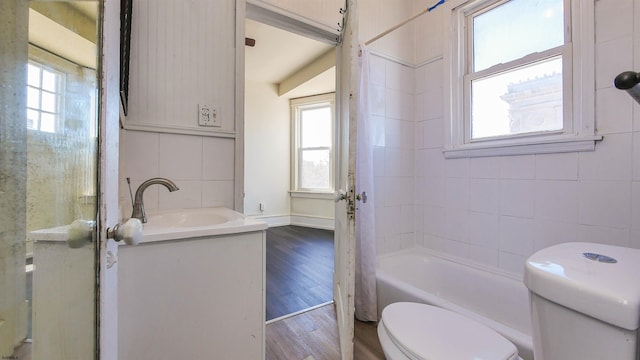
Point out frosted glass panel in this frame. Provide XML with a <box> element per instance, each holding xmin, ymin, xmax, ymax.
<box><xmin>1</xmin><ymin>1</ymin><xmax>99</xmax><ymax>358</ymax></box>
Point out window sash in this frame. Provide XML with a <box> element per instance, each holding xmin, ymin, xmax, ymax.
<box><xmin>26</xmin><ymin>62</ymin><xmax>64</xmax><ymax>133</ymax></box>
<box><xmin>463</xmin><ymin>45</ymin><xmax>572</xmax><ymax>143</ymax></box>
<box><xmin>290</xmin><ymin>93</ymin><xmax>335</xmax><ymax>193</ymax></box>
<box><xmin>442</xmin><ymin>0</ymin><xmax>598</xmax><ymax>158</ymax></box>
<box><xmin>461</xmin><ymin>0</ymin><xmax>573</xmax><ymax>144</ymax></box>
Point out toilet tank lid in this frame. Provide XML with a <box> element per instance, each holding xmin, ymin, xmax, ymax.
<box><xmin>525</xmin><ymin>242</ymin><xmax>640</xmax><ymax>331</ymax></box>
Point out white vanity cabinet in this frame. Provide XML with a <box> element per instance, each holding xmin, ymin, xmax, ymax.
<box><xmin>117</xmin><ymin>230</ymin><xmax>266</xmax><ymax>360</ymax></box>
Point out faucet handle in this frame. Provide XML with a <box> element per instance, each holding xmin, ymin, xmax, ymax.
<box><xmin>107</xmin><ymin>218</ymin><xmax>143</xmax><ymax>246</ymax></box>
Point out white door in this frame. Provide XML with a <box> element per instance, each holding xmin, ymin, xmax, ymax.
<box><xmin>334</xmin><ymin>1</ymin><xmax>358</xmax><ymax>359</ymax></box>
<box><xmin>98</xmin><ymin>1</ymin><xmax>122</xmax><ymax>359</ymax></box>
<box><xmin>1</xmin><ymin>1</ymin><xmax>108</xmax><ymax>359</ymax></box>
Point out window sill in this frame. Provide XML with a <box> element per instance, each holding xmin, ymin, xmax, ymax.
<box><xmin>443</xmin><ymin>135</ymin><xmax>603</xmax><ymax>159</ymax></box>
<box><xmin>289</xmin><ymin>191</ymin><xmax>335</xmax><ymax>200</ymax></box>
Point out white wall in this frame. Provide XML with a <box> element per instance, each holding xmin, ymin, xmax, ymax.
<box><xmin>244</xmin><ymin>80</ymin><xmax>291</xmax><ymax>218</ymax></box>
<box><xmin>408</xmin><ymin>0</ymin><xmax>640</xmax><ymax>276</ymax></box>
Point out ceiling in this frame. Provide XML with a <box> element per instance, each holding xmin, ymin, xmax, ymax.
<box><xmin>244</xmin><ymin>19</ymin><xmax>336</xmax><ymax>99</ymax></box>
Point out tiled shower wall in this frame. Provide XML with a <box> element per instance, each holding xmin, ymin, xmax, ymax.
<box><xmin>408</xmin><ymin>0</ymin><xmax>640</xmax><ymax>276</ymax></box>
<box><xmin>369</xmin><ymin>54</ymin><xmax>417</xmax><ymax>254</ymax></box>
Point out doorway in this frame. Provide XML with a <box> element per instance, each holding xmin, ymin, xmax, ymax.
<box><xmin>243</xmin><ymin>16</ymin><xmax>337</xmax><ymax>321</ymax></box>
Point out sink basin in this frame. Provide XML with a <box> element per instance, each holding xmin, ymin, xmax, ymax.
<box><xmin>146</xmin><ymin>210</ymin><xmax>230</xmax><ymax>227</ymax></box>
<box><xmin>138</xmin><ymin>207</ymin><xmax>267</xmax><ymax>243</ymax></box>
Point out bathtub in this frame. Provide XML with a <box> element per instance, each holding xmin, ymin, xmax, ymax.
<box><xmin>377</xmin><ymin>248</ymin><xmax>534</xmax><ymax>360</ymax></box>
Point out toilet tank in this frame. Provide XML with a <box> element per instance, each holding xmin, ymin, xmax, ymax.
<box><xmin>524</xmin><ymin>242</ymin><xmax>640</xmax><ymax>360</ymax></box>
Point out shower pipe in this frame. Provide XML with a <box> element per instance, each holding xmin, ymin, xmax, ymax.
<box><xmin>615</xmin><ymin>71</ymin><xmax>640</xmax><ymax>105</ymax></box>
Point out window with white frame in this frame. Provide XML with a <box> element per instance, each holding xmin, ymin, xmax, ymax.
<box><xmin>443</xmin><ymin>0</ymin><xmax>599</xmax><ymax>158</ymax></box>
<box><xmin>291</xmin><ymin>93</ymin><xmax>335</xmax><ymax>194</ymax></box>
<box><xmin>27</xmin><ymin>62</ymin><xmax>64</xmax><ymax>133</ymax></box>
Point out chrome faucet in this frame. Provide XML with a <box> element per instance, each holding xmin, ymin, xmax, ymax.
<box><xmin>131</xmin><ymin>178</ymin><xmax>179</xmax><ymax>223</ymax></box>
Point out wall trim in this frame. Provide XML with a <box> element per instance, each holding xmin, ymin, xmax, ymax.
<box><xmin>249</xmin><ymin>214</ymin><xmax>335</xmax><ymax>230</ymax></box>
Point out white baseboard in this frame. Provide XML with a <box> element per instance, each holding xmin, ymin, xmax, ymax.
<box><xmin>290</xmin><ymin>215</ymin><xmax>334</xmax><ymax>230</ymax></box>
<box><xmin>248</xmin><ymin>214</ymin><xmax>335</xmax><ymax>230</ymax></box>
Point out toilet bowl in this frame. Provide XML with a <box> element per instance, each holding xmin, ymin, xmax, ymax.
<box><xmin>378</xmin><ymin>302</ymin><xmax>520</xmax><ymax>360</ymax></box>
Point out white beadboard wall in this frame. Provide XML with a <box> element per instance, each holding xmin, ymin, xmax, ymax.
<box><xmin>406</xmin><ymin>0</ymin><xmax>640</xmax><ymax>276</ymax></box>
<box><xmin>124</xmin><ymin>0</ymin><xmax>236</xmax><ymax>135</ymax></box>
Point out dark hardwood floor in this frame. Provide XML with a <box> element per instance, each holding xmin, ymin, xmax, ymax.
<box><xmin>265</xmin><ymin>303</ymin><xmax>385</xmax><ymax>360</ymax></box>
<box><xmin>265</xmin><ymin>226</ymin><xmax>385</xmax><ymax>359</ymax></box>
<box><xmin>266</xmin><ymin>225</ymin><xmax>334</xmax><ymax>321</ymax></box>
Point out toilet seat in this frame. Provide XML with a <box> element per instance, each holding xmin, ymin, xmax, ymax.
<box><xmin>379</xmin><ymin>302</ymin><xmax>518</xmax><ymax>360</ymax></box>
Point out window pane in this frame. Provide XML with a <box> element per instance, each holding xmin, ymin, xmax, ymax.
<box><xmin>41</xmin><ymin>69</ymin><xmax>58</xmax><ymax>92</ymax></box>
<box><xmin>27</xmin><ymin>64</ymin><xmax>40</xmax><ymax>87</ymax></box>
<box><xmin>27</xmin><ymin>109</ymin><xmax>39</xmax><ymax>129</ymax></box>
<box><xmin>27</xmin><ymin>87</ymin><xmax>40</xmax><ymax>109</ymax></box>
<box><xmin>301</xmin><ymin>107</ymin><xmax>331</xmax><ymax>147</ymax></box>
<box><xmin>40</xmin><ymin>112</ymin><xmax>56</xmax><ymax>133</ymax></box>
<box><xmin>473</xmin><ymin>0</ymin><xmax>564</xmax><ymax>72</ymax></box>
<box><xmin>300</xmin><ymin>149</ymin><xmax>330</xmax><ymax>189</ymax></box>
<box><xmin>41</xmin><ymin>91</ymin><xmax>57</xmax><ymax>113</ymax></box>
<box><xmin>471</xmin><ymin>57</ymin><xmax>563</xmax><ymax>139</ymax></box>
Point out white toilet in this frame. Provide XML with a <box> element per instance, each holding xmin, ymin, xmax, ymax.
<box><xmin>525</xmin><ymin>242</ymin><xmax>640</xmax><ymax>360</ymax></box>
<box><xmin>377</xmin><ymin>302</ymin><xmax>520</xmax><ymax>360</ymax></box>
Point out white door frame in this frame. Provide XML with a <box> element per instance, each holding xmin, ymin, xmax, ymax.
<box><xmin>98</xmin><ymin>0</ymin><xmax>121</xmax><ymax>358</ymax></box>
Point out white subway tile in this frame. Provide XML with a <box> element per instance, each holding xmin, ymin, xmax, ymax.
<box><xmin>498</xmin><ymin>252</ymin><xmax>526</xmax><ymax>276</ymax></box>
<box><xmin>470</xmin><ymin>156</ymin><xmax>500</xmax><ymax>179</ymax></box>
<box><xmin>424</xmin><ymin>205</ymin><xmax>446</xmax><ymax>238</ymax></box>
<box><xmin>422</xmin><ymin>176</ymin><xmax>446</xmax><ymax>207</ymax></box>
<box><xmin>202</xmin><ymin>180</ymin><xmax>234</xmax><ymax>208</ymax></box>
<box><xmin>533</xmin><ymin>220</ymin><xmax>578</xmax><ymax>251</ymax></box>
<box><xmin>578</xmin><ymin>180</ymin><xmax>631</xmax><ymax>228</ymax></box>
<box><xmin>159</xmin><ymin>179</ymin><xmax>201</xmax><ymax>209</ymax></box>
<box><xmin>500</xmin><ymin>155</ymin><xmax>535</xmax><ymax>179</ymax></box>
<box><xmin>424</xmin><ymin>86</ymin><xmax>444</xmax><ymax>120</ymax></box>
<box><xmin>468</xmin><ymin>211</ymin><xmax>500</xmax><ymax>249</ymax></box>
<box><xmin>631</xmin><ymin>181</ymin><xmax>640</xmax><ymax>229</ymax></box>
<box><xmin>499</xmin><ymin>216</ymin><xmax>535</xmax><ymax>256</ymax></box>
<box><xmin>579</xmin><ymin>133</ymin><xmax>632</xmax><ymax>180</ymax></box>
<box><xmin>500</xmin><ymin>180</ymin><xmax>535</xmax><ymax>218</ymax></box>
<box><xmin>469</xmin><ymin>178</ymin><xmax>500</xmax><ymax>214</ymax></box>
<box><xmin>535</xmin><ymin>152</ymin><xmax>578</xmax><ymax>180</ymax></box>
<box><xmin>123</xmin><ymin>131</ymin><xmax>159</xmax><ymax>180</ymax></box>
<box><xmin>595</xmin><ymin>36</ymin><xmax>633</xmax><ymax>90</ymax></box>
<box><xmin>445</xmin><ymin>177</ymin><xmax>470</xmax><ymax>210</ymax></box>
<box><xmin>444</xmin><ymin>157</ymin><xmax>470</xmax><ymax>178</ymax></box>
<box><xmin>595</xmin><ymin>87</ymin><xmax>633</xmax><ymax>134</ymax></box>
<box><xmin>534</xmin><ymin>180</ymin><xmax>578</xmax><ymax>223</ymax></box>
<box><xmin>632</xmin><ymin>133</ymin><xmax>640</xmax><ymax>181</ymax></box>
<box><xmin>468</xmin><ymin>245</ymin><xmax>499</xmax><ymax>268</ymax></box>
<box><xmin>158</xmin><ymin>133</ymin><xmax>203</xmax><ymax>180</ymax></box>
<box><xmin>595</xmin><ymin>0</ymin><xmax>633</xmax><ymax>43</ymax></box>
<box><xmin>577</xmin><ymin>224</ymin><xmax>631</xmax><ymax>248</ymax></box>
<box><xmin>445</xmin><ymin>207</ymin><xmax>469</xmax><ymax>242</ymax></box>
<box><xmin>202</xmin><ymin>137</ymin><xmax>234</xmax><ymax>180</ymax></box>
<box><xmin>423</xmin><ymin>118</ymin><xmax>444</xmax><ymax>149</ymax></box>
